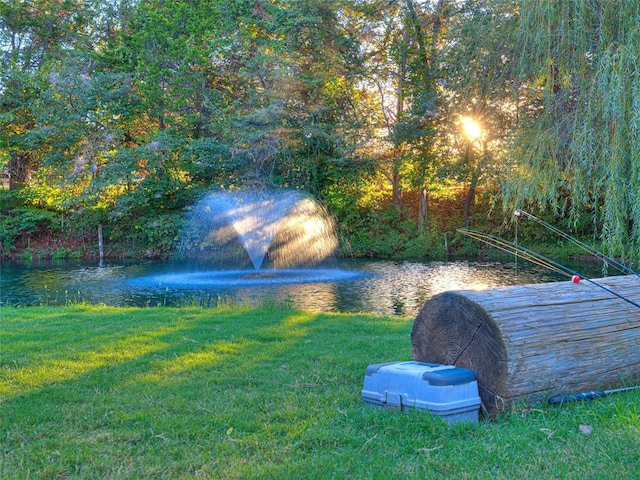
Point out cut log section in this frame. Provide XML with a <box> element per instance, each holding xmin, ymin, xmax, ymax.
<box><xmin>411</xmin><ymin>275</ymin><xmax>640</xmax><ymax>416</ymax></box>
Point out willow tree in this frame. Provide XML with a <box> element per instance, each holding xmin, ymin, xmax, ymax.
<box><xmin>504</xmin><ymin>0</ymin><xmax>640</xmax><ymax>261</ymax></box>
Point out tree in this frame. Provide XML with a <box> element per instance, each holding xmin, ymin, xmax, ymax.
<box><xmin>503</xmin><ymin>0</ymin><xmax>640</xmax><ymax>261</ymax></box>
<box><xmin>353</xmin><ymin>0</ymin><xmax>450</xmax><ymax>222</ymax></box>
<box><xmin>0</xmin><ymin>0</ymin><xmax>86</xmax><ymax>190</ymax></box>
<box><xmin>0</xmin><ymin>68</ymin><xmax>43</xmax><ymax>190</ymax></box>
<box><xmin>220</xmin><ymin>0</ymin><xmax>364</xmax><ymax>193</ymax></box>
<box><xmin>0</xmin><ymin>0</ymin><xmax>130</xmax><ymax>191</ymax></box>
<box><xmin>399</xmin><ymin>0</ymin><xmax>450</xmax><ymax>233</ymax></box>
<box><xmin>436</xmin><ymin>0</ymin><xmax>518</xmax><ymax>226</ymax></box>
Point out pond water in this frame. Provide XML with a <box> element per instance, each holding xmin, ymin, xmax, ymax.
<box><xmin>0</xmin><ymin>257</ymin><xmax>614</xmax><ymax>316</ymax></box>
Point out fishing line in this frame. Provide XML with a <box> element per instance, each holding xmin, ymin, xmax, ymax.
<box><xmin>459</xmin><ymin>229</ymin><xmax>571</xmax><ymax>277</ymax></box>
<box><xmin>458</xmin><ymin>228</ymin><xmax>640</xmax><ymax>310</ymax></box>
<box><xmin>515</xmin><ymin>209</ymin><xmax>640</xmax><ymax>278</ymax></box>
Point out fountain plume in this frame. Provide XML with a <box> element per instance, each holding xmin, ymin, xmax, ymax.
<box><xmin>180</xmin><ymin>189</ymin><xmax>338</xmax><ymax>270</ymax></box>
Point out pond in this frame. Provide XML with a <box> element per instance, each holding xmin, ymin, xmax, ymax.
<box><xmin>0</xmin><ymin>257</ymin><xmax>614</xmax><ymax>316</ymax></box>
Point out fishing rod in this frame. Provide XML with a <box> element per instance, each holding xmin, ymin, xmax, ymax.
<box><xmin>457</xmin><ymin>228</ymin><xmax>640</xmax><ymax>310</ymax></box>
<box><xmin>514</xmin><ymin>209</ymin><xmax>640</xmax><ymax>278</ymax></box>
<box><xmin>459</xmin><ymin>228</ymin><xmax>569</xmax><ymax>277</ymax></box>
<box><xmin>548</xmin><ymin>385</ymin><xmax>640</xmax><ymax>405</ymax></box>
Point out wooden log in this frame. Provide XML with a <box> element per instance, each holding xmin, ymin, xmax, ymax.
<box><xmin>411</xmin><ymin>275</ymin><xmax>640</xmax><ymax>416</ymax></box>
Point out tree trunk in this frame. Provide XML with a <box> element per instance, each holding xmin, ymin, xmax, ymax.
<box><xmin>391</xmin><ymin>168</ymin><xmax>403</xmax><ymax>209</ymax></box>
<box><xmin>8</xmin><ymin>151</ymin><xmax>32</xmax><ymax>191</ymax></box>
<box><xmin>462</xmin><ymin>184</ymin><xmax>476</xmax><ymax>227</ymax></box>
<box><xmin>463</xmin><ymin>142</ymin><xmax>485</xmax><ymax>227</ymax></box>
<box><xmin>411</xmin><ymin>276</ymin><xmax>640</xmax><ymax>416</ymax></box>
<box><xmin>418</xmin><ymin>186</ymin><xmax>428</xmax><ymax>235</ymax></box>
<box><xmin>390</xmin><ymin>26</ymin><xmax>408</xmax><ymax>210</ymax></box>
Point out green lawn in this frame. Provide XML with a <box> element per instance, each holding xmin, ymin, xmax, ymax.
<box><xmin>1</xmin><ymin>305</ymin><xmax>639</xmax><ymax>479</ymax></box>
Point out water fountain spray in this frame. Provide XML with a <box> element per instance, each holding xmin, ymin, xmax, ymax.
<box><xmin>180</xmin><ymin>189</ymin><xmax>338</xmax><ymax>270</ymax></box>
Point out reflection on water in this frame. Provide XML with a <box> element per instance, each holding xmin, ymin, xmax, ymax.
<box><xmin>340</xmin><ymin>260</ymin><xmax>554</xmax><ymax>316</ymax></box>
<box><xmin>0</xmin><ymin>258</ymin><xmax>614</xmax><ymax>316</ymax></box>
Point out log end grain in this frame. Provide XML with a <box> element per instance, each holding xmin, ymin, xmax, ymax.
<box><xmin>411</xmin><ymin>291</ymin><xmax>508</xmax><ymax>416</ymax></box>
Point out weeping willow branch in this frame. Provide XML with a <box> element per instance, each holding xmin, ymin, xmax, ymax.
<box><xmin>502</xmin><ymin>0</ymin><xmax>640</xmax><ymax>263</ymax></box>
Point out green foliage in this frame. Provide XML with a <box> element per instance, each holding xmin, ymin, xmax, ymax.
<box><xmin>50</xmin><ymin>246</ymin><xmax>83</xmax><ymax>260</ymax></box>
<box><xmin>129</xmin><ymin>213</ymin><xmax>184</xmax><ymax>258</ymax></box>
<box><xmin>0</xmin><ymin>191</ymin><xmax>60</xmax><ymax>257</ymax></box>
<box><xmin>3</xmin><ymin>0</ymin><xmax>640</xmax><ymax>261</ymax></box>
<box><xmin>334</xmin><ymin>201</ymin><xmax>444</xmax><ymax>259</ymax></box>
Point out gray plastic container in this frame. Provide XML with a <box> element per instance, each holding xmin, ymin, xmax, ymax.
<box><xmin>362</xmin><ymin>361</ymin><xmax>481</xmax><ymax>423</ymax></box>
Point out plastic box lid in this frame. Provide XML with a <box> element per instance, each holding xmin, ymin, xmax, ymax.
<box><xmin>362</xmin><ymin>361</ymin><xmax>481</xmax><ymax>415</ymax></box>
